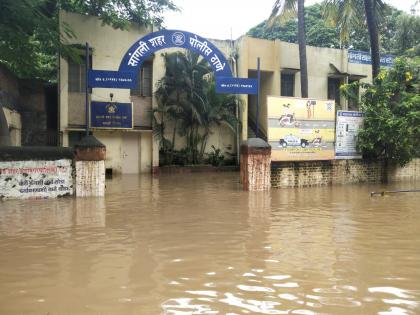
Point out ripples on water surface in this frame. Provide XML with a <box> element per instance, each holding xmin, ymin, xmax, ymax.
<box><xmin>0</xmin><ymin>173</ymin><xmax>420</xmax><ymax>314</ymax></box>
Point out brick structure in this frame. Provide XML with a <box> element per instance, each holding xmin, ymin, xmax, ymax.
<box><xmin>388</xmin><ymin>159</ymin><xmax>420</xmax><ymax>182</ymax></box>
<box><xmin>74</xmin><ymin>135</ymin><xmax>106</xmax><ymax>197</ymax></box>
<box><xmin>271</xmin><ymin>158</ymin><xmax>420</xmax><ymax>188</ymax></box>
<box><xmin>240</xmin><ymin>138</ymin><xmax>271</xmax><ymax>191</ymax></box>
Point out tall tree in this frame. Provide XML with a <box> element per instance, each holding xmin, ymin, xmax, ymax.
<box><xmin>322</xmin><ymin>0</ymin><xmax>386</xmax><ymax>79</ymax></box>
<box><xmin>0</xmin><ymin>0</ymin><xmax>178</xmax><ymax>81</ymax></box>
<box><xmin>364</xmin><ymin>0</ymin><xmax>380</xmax><ymax>78</ymax></box>
<box><xmin>269</xmin><ymin>0</ymin><xmax>309</xmax><ymax>98</ymax></box>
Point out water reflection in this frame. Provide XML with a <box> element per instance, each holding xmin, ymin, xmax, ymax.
<box><xmin>0</xmin><ymin>173</ymin><xmax>419</xmax><ymax>314</ymax></box>
<box><xmin>0</xmin><ymin>197</ymin><xmax>106</xmax><ymax>236</ymax></box>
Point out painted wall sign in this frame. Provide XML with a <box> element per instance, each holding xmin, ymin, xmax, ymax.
<box><xmin>0</xmin><ymin>160</ymin><xmax>73</xmax><ymax>199</ymax></box>
<box><xmin>90</xmin><ymin>102</ymin><xmax>133</xmax><ymax>129</ymax></box>
<box><xmin>348</xmin><ymin>50</ymin><xmax>395</xmax><ymax>67</ymax></box>
<box><xmin>215</xmin><ymin>77</ymin><xmax>258</xmax><ymax>95</ymax></box>
<box><xmin>335</xmin><ymin>110</ymin><xmax>364</xmax><ymax>159</ymax></box>
<box><xmin>88</xmin><ymin>70</ymin><xmax>137</xmax><ymax>88</ymax></box>
<box><xmin>267</xmin><ymin>96</ymin><xmax>336</xmax><ymax>161</ymax></box>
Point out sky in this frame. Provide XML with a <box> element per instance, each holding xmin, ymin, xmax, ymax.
<box><xmin>163</xmin><ymin>0</ymin><xmax>419</xmax><ymax>40</ymax></box>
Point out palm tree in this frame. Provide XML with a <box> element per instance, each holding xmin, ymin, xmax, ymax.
<box><xmin>322</xmin><ymin>0</ymin><xmax>385</xmax><ymax>79</ymax></box>
<box><xmin>363</xmin><ymin>0</ymin><xmax>380</xmax><ymax>78</ymax></box>
<box><xmin>154</xmin><ymin>50</ymin><xmax>238</xmax><ymax>164</ymax></box>
<box><xmin>269</xmin><ymin>0</ymin><xmax>309</xmax><ymax>98</ymax></box>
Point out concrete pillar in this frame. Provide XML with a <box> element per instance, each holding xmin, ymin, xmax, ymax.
<box><xmin>240</xmin><ymin>138</ymin><xmax>271</xmax><ymax>191</ymax></box>
<box><xmin>74</xmin><ymin>135</ymin><xmax>106</xmax><ymax>197</ymax></box>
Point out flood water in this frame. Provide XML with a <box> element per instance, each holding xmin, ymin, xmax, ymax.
<box><xmin>1</xmin><ymin>173</ymin><xmax>420</xmax><ymax>315</ymax></box>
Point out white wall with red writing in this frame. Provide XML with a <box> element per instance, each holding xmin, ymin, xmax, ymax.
<box><xmin>0</xmin><ymin>160</ymin><xmax>73</xmax><ymax>199</ymax></box>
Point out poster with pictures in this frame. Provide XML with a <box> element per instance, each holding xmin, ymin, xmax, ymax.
<box><xmin>267</xmin><ymin>96</ymin><xmax>336</xmax><ymax>161</ymax></box>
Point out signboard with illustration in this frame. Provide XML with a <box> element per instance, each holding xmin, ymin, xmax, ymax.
<box><xmin>267</xmin><ymin>96</ymin><xmax>336</xmax><ymax>161</ymax></box>
<box><xmin>90</xmin><ymin>102</ymin><xmax>133</xmax><ymax>129</ymax></box>
<box><xmin>335</xmin><ymin>111</ymin><xmax>364</xmax><ymax>159</ymax></box>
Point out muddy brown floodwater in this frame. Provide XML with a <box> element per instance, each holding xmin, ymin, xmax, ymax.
<box><xmin>1</xmin><ymin>173</ymin><xmax>420</xmax><ymax>315</ymax></box>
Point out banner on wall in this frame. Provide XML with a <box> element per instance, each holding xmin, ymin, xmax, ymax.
<box><xmin>348</xmin><ymin>50</ymin><xmax>395</xmax><ymax>67</ymax></box>
<box><xmin>335</xmin><ymin>111</ymin><xmax>364</xmax><ymax>159</ymax></box>
<box><xmin>267</xmin><ymin>96</ymin><xmax>336</xmax><ymax>161</ymax></box>
<box><xmin>90</xmin><ymin>102</ymin><xmax>133</xmax><ymax>129</ymax></box>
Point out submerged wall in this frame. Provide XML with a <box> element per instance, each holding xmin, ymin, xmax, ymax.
<box><xmin>0</xmin><ymin>147</ymin><xmax>74</xmax><ymax>199</ymax></box>
<box><xmin>0</xmin><ymin>137</ymin><xmax>106</xmax><ymax>199</ymax></box>
<box><xmin>271</xmin><ymin>158</ymin><xmax>420</xmax><ymax>188</ymax></box>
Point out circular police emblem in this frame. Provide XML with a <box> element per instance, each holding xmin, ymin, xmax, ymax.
<box><xmin>171</xmin><ymin>32</ymin><xmax>185</xmax><ymax>46</ymax></box>
<box><xmin>106</xmin><ymin>103</ymin><xmax>117</xmax><ymax>114</ymax></box>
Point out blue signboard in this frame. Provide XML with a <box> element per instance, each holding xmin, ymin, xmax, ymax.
<box><xmin>215</xmin><ymin>77</ymin><xmax>258</xmax><ymax>95</ymax></box>
<box><xmin>348</xmin><ymin>50</ymin><xmax>395</xmax><ymax>67</ymax></box>
<box><xmin>90</xmin><ymin>102</ymin><xmax>133</xmax><ymax>129</ymax></box>
<box><xmin>88</xmin><ymin>70</ymin><xmax>137</xmax><ymax>88</ymax></box>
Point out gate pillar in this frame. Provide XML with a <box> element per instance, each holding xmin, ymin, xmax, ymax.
<box><xmin>74</xmin><ymin>135</ymin><xmax>106</xmax><ymax>197</ymax></box>
<box><xmin>240</xmin><ymin>138</ymin><xmax>271</xmax><ymax>191</ymax></box>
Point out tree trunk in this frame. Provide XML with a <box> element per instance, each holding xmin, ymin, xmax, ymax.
<box><xmin>364</xmin><ymin>0</ymin><xmax>380</xmax><ymax>79</ymax></box>
<box><xmin>170</xmin><ymin>120</ymin><xmax>177</xmax><ymax>164</ymax></box>
<box><xmin>297</xmin><ymin>0</ymin><xmax>309</xmax><ymax>98</ymax></box>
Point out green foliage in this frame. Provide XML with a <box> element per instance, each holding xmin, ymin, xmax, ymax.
<box><xmin>392</xmin><ymin>14</ymin><xmax>420</xmax><ymax>55</ymax></box>
<box><xmin>341</xmin><ymin>58</ymin><xmax>420</xmax><ymax>166</ymax></box>
<box><xmin>60</xmin><ymin>0</ymin><xmax>178</xmax><ymax>30</ymax></box>
<box><xmin>154</xmin><ymin>50</ymin><xmax>239</xmax><ymax>166</ymax></box>
<box><xmin>206</xmin><ymin>145</ymin><xmax>225</xmax><ymax>166</ymax></box>
<box><xmin>0</xmin><ymin>0</ymin><xmax>177</xmax><ymax>81</ymax></box>
<box><xmin>249</xmin><ymin>4</ymin><xmax>341</xmax><ymax>48</ymax></box>
<box><xmin>248</xmin><ymin>3</ymin><xmax>417</xmax><ymax>54</ymax></box>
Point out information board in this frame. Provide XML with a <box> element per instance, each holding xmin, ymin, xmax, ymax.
<box><xmin>335</xmin><ymin>111</ymin><xmax>364</xmax><ymax>159</ymax></box>
<box><xmin>90</xmin><ymin>102</ymin><xmax>133</xmax><ymax>129</ymax></box>
<box><xmin>267</xmin><ymin>96</ymin><xmax>336</xmax><ymax>161</ymax></box>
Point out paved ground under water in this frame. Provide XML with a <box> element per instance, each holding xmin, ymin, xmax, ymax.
<box><xmin>0</xmin><ymin>173</ymin><xmax>420</xmax><ymax>315</ymax></box>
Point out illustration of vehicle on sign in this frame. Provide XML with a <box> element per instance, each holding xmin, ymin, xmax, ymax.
<box><xmin>278</xmin><ymin>113</ymin><xmax>300</xmax><ymax>127</ymax></box>
<box><xmin>279</xmin><ymin>135</ymin><xmax>309</xmax><ymax>148</ymax></box>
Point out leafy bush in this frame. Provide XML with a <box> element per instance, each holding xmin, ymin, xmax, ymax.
<box><xmin>206</xmin><ymin>145</ymin><xmax>224</xmax><ymax>166</ymax></box>
<box><xmin>341</xmin><ymin>57</ymin><xmax>420</xmax><ymax>166</ymax></box>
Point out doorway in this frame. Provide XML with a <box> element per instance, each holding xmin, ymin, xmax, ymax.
<box><xmin>122</xmin><ymin>133</ymin><xmax>140</xmax><ymax>174</ymax></box>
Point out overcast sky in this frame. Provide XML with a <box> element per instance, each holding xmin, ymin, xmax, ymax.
<box><xmin>163</xmin><ymin>0</ymin><xmax>419</xmax><ymax>40</ymax></box>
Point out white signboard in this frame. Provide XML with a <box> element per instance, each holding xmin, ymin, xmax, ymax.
<box><xmin>0</xmin><ymin>159</ymin><xmax>73</xmax><ymax>199</ymax></box>
<box><xmin>335</xmin><ymin>111</ymin><xmax>364</xmax><ymax>159</ymax></box>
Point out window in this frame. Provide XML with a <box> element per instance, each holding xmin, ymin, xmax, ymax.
<box><xmin>281</xmin><ymin>73</ymin><xmax>295</xmax><ymax>97</ymax></box>
<box><xmin>328</xmin><ymin>78</ymin><xmax>341</xmax><ymax>108</ymax></box>
<box><xmin>131</xmin><ymin>62</ymin><xmax>153</xmax><ymax>97</ymax></box>
<box><xmin>68</xmin><ymin>53</ymin><xmax>92</xmax><ymax>93</ymax></box>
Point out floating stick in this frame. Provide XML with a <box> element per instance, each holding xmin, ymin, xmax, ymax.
<box><xmin>370</xmin><ymin>189</ymin><xmax>420</xmax><ymax>196</ymax></box>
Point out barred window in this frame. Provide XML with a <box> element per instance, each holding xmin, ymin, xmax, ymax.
<box><xmin>131</xmin><ymin>62</ymin><xmax>153</xmax><ymax>97</ymax></box>
<box><xmin>68</xmin><ymin>53</ymin><xmax>92</xmax><ymax>93</ymax></box>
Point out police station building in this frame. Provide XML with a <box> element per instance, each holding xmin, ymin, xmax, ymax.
<box><xmin>59</xmin><ymin>10</ymin><xmax>378</xmax><ymax>174</ymax></box>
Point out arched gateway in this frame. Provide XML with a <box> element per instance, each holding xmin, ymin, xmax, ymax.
<box><xmin>120</xmin><ymin>29</ymin><xmax>232</xmax><ymax>78</ymax></box>
<box><xmin>88</xmin><ymin>29</ymin><xmax>256</xmax><ymax>94</ymax></box>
